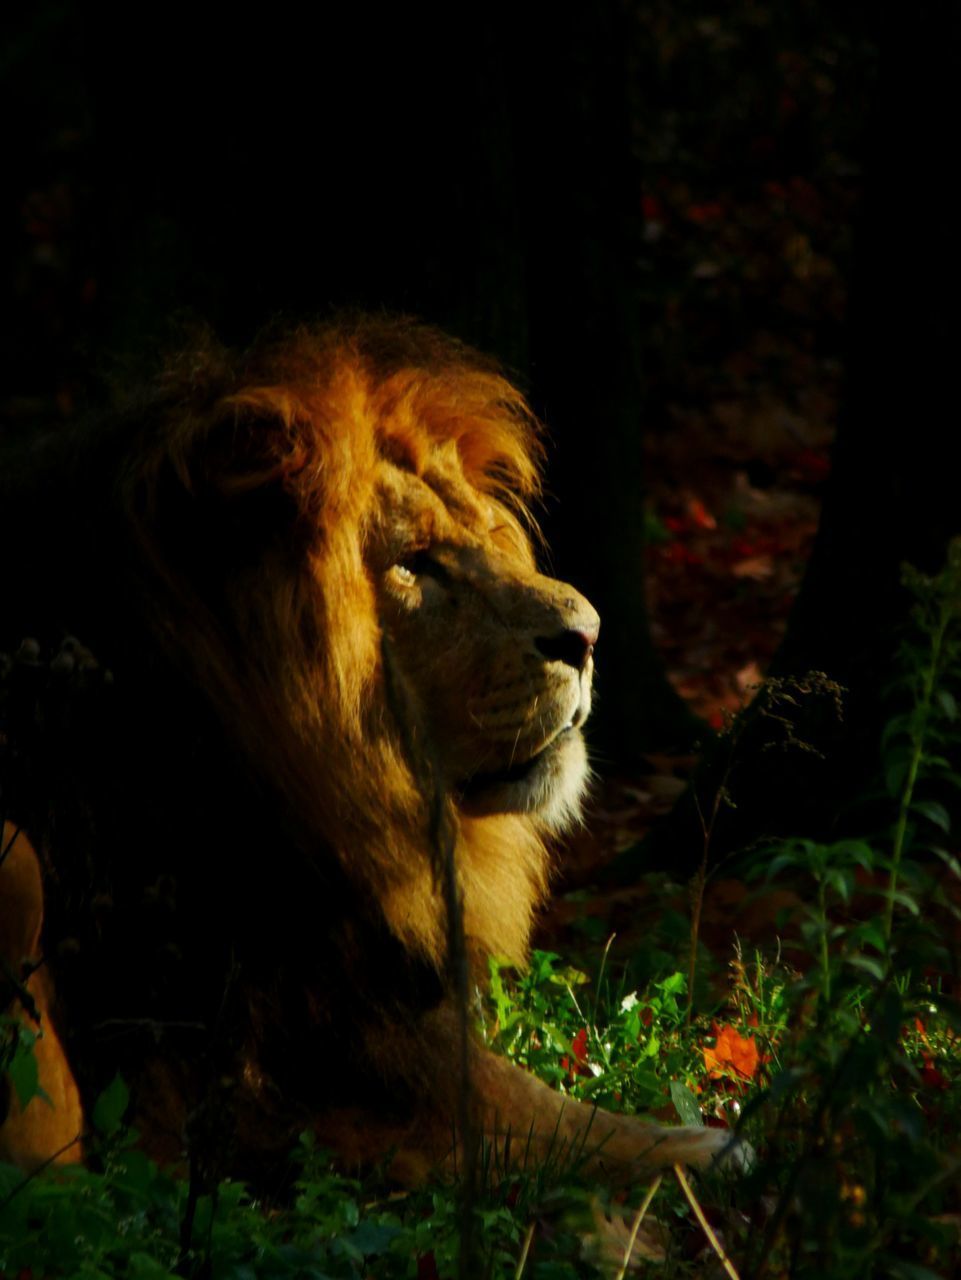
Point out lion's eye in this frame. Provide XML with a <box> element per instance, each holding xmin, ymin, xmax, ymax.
<box><xmin>393</xmin><ymin>550</ymin><xmax>447</xmax><ymax>585</ymax></box>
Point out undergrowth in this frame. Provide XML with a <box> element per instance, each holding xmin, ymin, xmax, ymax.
<box><xmin>2</xmin><ymin>543</ymin><xmax>961</xmax><ymax>1278</ymax></box>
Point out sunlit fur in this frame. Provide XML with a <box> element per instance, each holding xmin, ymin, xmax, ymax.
<box><xmin>127</xmin><ymin>318</ymin><xmax>576</xmax><ymax>968</ymax></box>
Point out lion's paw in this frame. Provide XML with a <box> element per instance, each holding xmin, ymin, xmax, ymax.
<box><xmin>695</xmin><ymin>1126</ymin><xmax>755</xmax><ymax>1175</ymax></box>
<box><xmin>642</xmin><ymin>1123</ymin><xmax>752</xmax><ymax>1173</ymax></box>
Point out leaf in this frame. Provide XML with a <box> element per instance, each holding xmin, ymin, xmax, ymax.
<box><xmin>669</xmin><ymin>1081</ymin><xmax>703</xmax><ymax>1127</ymax></box>
<box><xmin>343</xmin><ymin>1220</ymin><xmax>400</xmax><ymax>1257</ymax></box>
<box><xmin>656</xmin><ymin>972</ymin><xmax>687</xmax><ymax>999</ymax></box>
<box><xmin>824</xmin><ymin>868</ymin><xmax>854</xmax><ymax>903</ymax></box>
<box><xmin>853</xmin><ymin>920</ymin><xmax>888</xmax><ymax>952</ymax></box>
<box><xmin>881</xmin><ymin>712</ymin><xmax>913</xmax><ymax>749</ymax></box>
<box><xmin>570</xmin><ymin>1027</ymin><xmax>589</xmax><ymax>1065</ymax></box>
<box><xmin>886</xmin><ymin>1263</ymin><xmax>948</xmax><ymax>1280</ymax></box>
<box><xmin>730</xmin><ymin>554</ymin><xmax>774</xmax><ymax>579</ymax></box>
<box><xmin>765</xmin><ymin>851</ymin><xmax>800</xmax><ymax>880</ymax></box>
<box><xmin>703</xmin><ymin>1024</ymin><xmax>761</xmax><ymax>1081</ymax></box>
<box><xmin>921</xmin><ymin>753</ymin><xmax>952</xmax><ymax>770</ymax></box>
<box><xmin>582</xmin><ymin>1195</ymin><xmax>666</xmax><ymax>1270</ymax></box>
<box><xmin>845</xmin><ymin>953</ymin><xmax>887</xmax><ymax>981</ymax></box>
<box><xmin>6</xmin><ymin>1032</ymin><xmax>40</xmax><ymax>1110</ymax></box>
<box><xmin>831</xmin><ymin>839</ymin><xmax>877</xmax><ymax>869</ymax></box>
<box><xmin>127</xmin><ymin>1254</ymin><xmax>179</xmax><ymax>1280</ymax></box>
<box><xmin>930</xmin><ymin>846</ymin><xmax>961</xmax><ymax>878</ymax></box>
<box><xmin>92</xmin><ymin>1073</ymin><xmax>130</xmax><ymax>1136</ymax></box>
<box><xmin>885</xmin><ymin>889</ymin><xmax>921</xmax><ymax>916</ymax></box>
<box><xmin>913</xmin><ymin>799</ymin><xmax>951</xmax><ymax>832</ymax></box>
<box><xmin>935</xmin><ymin>688</ymin><xmax>958</xmax><ymax>721</ymax></box>
<box><xmin>885</xmin><ymin>755</ymin><xmax>911</xmax><ymax>799</ymax></box>
<box><xmin>113</xmin><ymin>1148</ymin><xmax>158</xmax><ymax>1195</ymax></box>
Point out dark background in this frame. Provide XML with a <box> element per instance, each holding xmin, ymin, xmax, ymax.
<box><xmin>4</xmin><ymin>2</ymin><xmax>957</xmax><ymax>855</ymax></box>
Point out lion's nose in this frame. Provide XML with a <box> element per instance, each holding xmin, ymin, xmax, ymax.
<box><xmin>535</xmin><ymin>624</ymin><xmax>598</xmax><ymax>672</ymax></box>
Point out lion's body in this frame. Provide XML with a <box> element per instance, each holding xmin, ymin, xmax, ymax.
<box><xmin>0</xmin><ymin>319</ymin><xmax>728</xmax><ymax>1181</ymax></box>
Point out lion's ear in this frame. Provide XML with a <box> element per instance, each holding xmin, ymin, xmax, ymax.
<box><xmin>193</xmin><ymin>389</ymin><xmax>310</xmax><ymax>502</ymax></box>
<box><xmin>153</xmin><ymin>389</ymin><xmax>313</xmax><ymax>561</ymax></box>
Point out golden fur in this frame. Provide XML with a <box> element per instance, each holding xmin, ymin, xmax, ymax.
<box><xmin>0</xmin><ymin>318</ymin><xmax>730</xmax><ymax>1180</ymax></box>
<box><xmin>0</xmin><ymin>826</ymin><xmax>83</xmax><ymax>1167</ymax></box>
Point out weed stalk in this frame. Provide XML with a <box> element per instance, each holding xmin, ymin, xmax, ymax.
<box><xmin>884</xmin><ymin>552</ymin><xmax>959</xmax><ymax>943</ymax></box>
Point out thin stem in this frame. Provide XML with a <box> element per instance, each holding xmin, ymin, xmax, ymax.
<box><xmin>817</xmin><ymin>878</ymin><xmax>830</xmax><ymax>1006</ymax></box>
<box><xmin>593</xmin><ymin>931</ymin><xmax>616</xmax><ymax>1031</ymax></box>
<box><xmin>884</xmin><ymin>605</ymin><xmax>950</xmax><ymax>943</ymax></box>
<box><xmin>613</xmin><ymin>1174</ymin><xmax>663</xmax><ymax>1280</ymax></box>
<box><xmin>674</xmin><ymin>1163</ymin><xmax>741</xmax><ymax>1280</ymax></box>
<box><xmin>514</xmin><ymin>1222</ymin><xmax>535</xmax><ymax>1279</ymax></box>
<box><xmin>686</xmin><ymin>864</ymin><xmax>706</xmax><ymax>1027</ymax></box>
<box><xmin>0</xmin><ymin>823</ymin><xmax>22</xmax><ymax>870</ymax></box>
<box><xmin>0</xmin><ymin>1131</ymin><xmax>84</xmax><ymax>1211</ymax></box>
<box><xmin>687</xmin><ymin>783</ymin><xmax>722</xmax><ymax>1027</ymax></box>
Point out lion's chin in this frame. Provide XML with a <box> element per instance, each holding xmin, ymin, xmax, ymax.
<box><xmin>455</xmin><ymin>728</ymin><xmax>590</xmax><ymax>833</ymax></box>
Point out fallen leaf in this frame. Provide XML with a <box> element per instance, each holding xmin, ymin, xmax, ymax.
<box><xmin>581</xmin><ymin>1195</ymin><xmax>667</xmax><ymax>1269</ymax></box>
<box><xmin>731</xmin><ymin>554</ymin><xmax>774</xmax><ymax>580</ymax></box>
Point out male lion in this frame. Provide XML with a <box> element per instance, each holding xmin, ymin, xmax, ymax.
<box><xmin>0</xmin><ymin>318</ymin><xmax>729</xmax><ymax>1182</ymax></box>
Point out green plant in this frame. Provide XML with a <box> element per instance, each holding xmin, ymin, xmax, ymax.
<box><xmin>883</xmin><ymin>540</ymin><xmax>961</xmax><ymax>942</ymax></box>
<box><xmin>735</xmin><ymin>542</ymin><xmax>961</xmax><ymax>1277</ymax></box>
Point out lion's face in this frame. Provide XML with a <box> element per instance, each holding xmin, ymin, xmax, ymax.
<box><xmin>368</xmin><ymin>441</ymin><xmax>598</xmax><ymax>831</ymax></box>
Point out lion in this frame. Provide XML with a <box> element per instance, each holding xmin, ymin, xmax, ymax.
<box><xmin>0</xmin><ymin>317</ymin><xmax>731</xmax><ymax>1184</ymax></box>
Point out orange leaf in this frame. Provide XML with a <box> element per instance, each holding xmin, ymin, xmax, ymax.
<box><xmin>703</xmin><ymin>1024</ymin><xmax>761</xmax><ymax>1082</ymax></box>
<box><xmin>686</xmin><ymin>496</ymin><xmax>717</xmax><ymax>530</ymax></box>
<box><xmin>731</xmin><ymin>554</ymin><xmax>774</xmax><ymax>580</ymax></box>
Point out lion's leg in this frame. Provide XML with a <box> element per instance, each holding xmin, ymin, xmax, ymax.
<box><xmin>471</xmin><ymin>1048</ymin><xmax>734</xmax><ymax>1178</ymax></box>
<box><xmin>352</xmin><ymin>1006</ymin><xmax>736</xmax><ymax>1185</ymax></box>
<box><xmin>0</xmin><ymin>824</ymin><xmax>83</xmax><ymax>1169</ymax></box>
<box><xmin>345</xmin><ymin>1046</ymin><xmax>735</xmax><ymax>1187</ymax></box>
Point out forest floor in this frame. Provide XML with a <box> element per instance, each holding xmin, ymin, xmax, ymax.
<box><xmin>538</xmin><ymin>391</ymin><xmax>832</xmax><ymax>959</ymax></box>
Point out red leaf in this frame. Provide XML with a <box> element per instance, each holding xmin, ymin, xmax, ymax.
<box><xmin>417</xmin><ymin>1252</ymin><xmax>440</xmax><ymax>1280</ymax></box>
<box><xmin>562</xmin><ymin>1027</ymin><xmax>591</xmax><ymax>1081</ymax></box>
<box><xmin>921</xmin><ymin>1055</ymin><xmax>949</xmax><ymax>1090</ymax></box>
<box><xmin>686</xmin><ymin>201</ymin><xmax>724</xmax><ymax>224</ymax></box>
<box><xmin>571</xmin><ymin>1027</ymin><xmax>589</xmax><ymax>1064</ymax></box>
